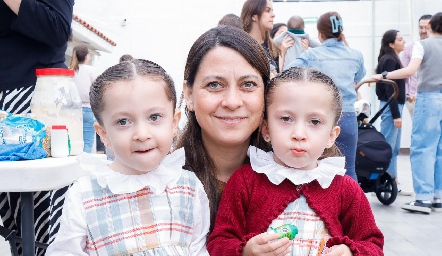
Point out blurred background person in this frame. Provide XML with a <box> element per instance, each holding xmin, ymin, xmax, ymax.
<box><xmin>69</xmin><ymin>44</ymin><xmax>98</xmax><ymax>153</ymax></box>
<box><xmin>286</xmin><ymin>11</ymin><xmax>366</xmax><ymax>182</ymax></box>
<box><xmin>270</xmin><ymin>22</ymin><xmax>287</xmax><ymax>39</ymax></box>
<box><xmin>373</xmin><ymin>12</ymin><xmax>442</xmax><ymax>214</ymax></box>
<box><xmin>119</xmin><ymin>54</ymin><xmax>134</xmax><ymax>62</ymax></box>
<box><xmin>274</xmin><ymin>15</ymin><xmax>320</xmax><ymax>70</ymax></box>
<box><xmin>241</xmin><ymin>0</ymin><xmax>278</xmax><ymax>75</ymax></box>
<box><xmin>400</xmin><ymin>14</ymin><xmax>432</xmax><ymax>119</ymax></box>
<box><xmin>375</xmin><ymin>29</ymin><xmax>412</xmax><ymax>196</ymax></box>
<box><xmin>218</xmin><ymin>13</ymin><xmax>243</xmax><ymax>29</ymax></box>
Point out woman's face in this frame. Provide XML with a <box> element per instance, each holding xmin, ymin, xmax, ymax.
<box><xmin>256</xmin><ymin>0</ymin><xmax>275</xmax><ymax>32</ymax></box>
<box><xmin>389</xmin><ymin>32</ymin><xmax>406</xmax><ymax>54</ymax></box>
<box><xmin>184</xmin><ymin>46</ymin><xmax>265</xmax><ymax>148</ymax></box>
<box><xmin>273</xmin><ymin>25</ymin><xmax>287</xmax><ymax>39</ymax></box>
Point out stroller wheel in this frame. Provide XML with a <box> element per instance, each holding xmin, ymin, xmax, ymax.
<box><xmin>375</xmin><ymin>173</ymin><xmax>398</xmax><ymax>205</ymax></box>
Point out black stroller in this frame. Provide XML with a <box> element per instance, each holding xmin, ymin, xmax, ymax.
<box><xmin>354</xmin><ymin>79</ymin><xmax>399</xmax><ymax>205</ymax></box>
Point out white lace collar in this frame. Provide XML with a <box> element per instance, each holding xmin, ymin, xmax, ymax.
<box><xmin>77</xmin><ymin>148</ymin><xmax>185</xmax><ymax>195</ymax></box>
<box><xmin>248</xmin><ymin>146</ymin><xmax>346</xmax><ymax>189</ymax></box>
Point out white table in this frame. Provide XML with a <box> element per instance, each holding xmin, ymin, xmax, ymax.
<box><xmin>0</xmin><ymin>156</ymin><xmax>87</xmax><ymax>255</ymax></box>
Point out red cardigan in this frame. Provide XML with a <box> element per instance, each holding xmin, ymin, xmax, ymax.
<box><xmin>207</xmin><ymin>164</ymin><xmax>384</xmax><ymax>255</ymax></box>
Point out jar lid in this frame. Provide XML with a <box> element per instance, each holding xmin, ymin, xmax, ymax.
<box><xmin>52</xmin><ymin>125</ymin><xmax>67</xmax><ymax>130</ymax></box>
<box><xmin>36</xmin><ymin>68</ymin><xmax>75</xmax><ymax>77</ymax></box>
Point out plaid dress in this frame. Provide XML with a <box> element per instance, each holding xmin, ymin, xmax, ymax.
<box><xmin>47</xmin><ymin>149</ymin><xmax>210</xmax><ymax>256</ymax></box>
<box><xmin>81</xmin><ymin>173</ymin><xmax>199</xmax><ymax>255</ymax></box>
<box><xmin>267</xmin><ymin>196</ymin><xmax>331</xmax><ymax>256</ymax></box>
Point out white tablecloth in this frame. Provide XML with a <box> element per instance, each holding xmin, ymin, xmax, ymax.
<box><xmin>0</xmin><ymin>156</ymin><xmax>88</xmax><ymax>192</ymax></box>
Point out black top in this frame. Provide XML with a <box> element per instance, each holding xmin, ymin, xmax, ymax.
<box><xmin>375</xmin><ymin>54</ymin><xmax>406</xmax><ymax>119</ymax></box>
<box><xmin>0</xmin><ymin>0</ymin><xmax>74</xmax><ymax>91</ymax></box>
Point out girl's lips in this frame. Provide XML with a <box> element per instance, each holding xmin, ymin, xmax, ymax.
<box><xmin>291</xmin><ymin>149</ymin><xmax>306</xmax><ymax>156</ymax></box>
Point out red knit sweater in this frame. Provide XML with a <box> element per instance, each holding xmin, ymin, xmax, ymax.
<box><xmin>207</xmin><ymin>164</ymin><xmax>384</xmax><ymax>255</ymax></box>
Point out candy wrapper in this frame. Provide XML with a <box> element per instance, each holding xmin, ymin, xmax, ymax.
<box><xmin>0</xmin><ymin>110</ymin><xmax>50</xmax><ymax>155</ymax></box>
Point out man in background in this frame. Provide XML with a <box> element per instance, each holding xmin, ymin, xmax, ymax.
<box><xmin>400</xmin><ymin>14</ymin><xmax>432</xmax><ymax>118</ymax></box>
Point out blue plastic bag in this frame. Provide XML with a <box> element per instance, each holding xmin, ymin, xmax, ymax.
<box><xmin>0</xmin><ymin>110</ymin><xmax>49</xmax><ymax>157</ymax></box>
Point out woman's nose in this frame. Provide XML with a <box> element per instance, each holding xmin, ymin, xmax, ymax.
<box><xmin>221</xmin><ymin>87</ymin><xmax>243</xmax><ymax>110</ymax></box>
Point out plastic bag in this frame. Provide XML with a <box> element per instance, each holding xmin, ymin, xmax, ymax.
<box><xmin>0</xmin><ymin>110</ymin><xmax>50</xmax><ymax>155</ymax></box>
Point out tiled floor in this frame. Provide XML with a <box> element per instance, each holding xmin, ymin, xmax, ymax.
<box><xmin>0</xmin><ymin>153</ymin><xmax>440</xmax><ymax>256</ymax></box>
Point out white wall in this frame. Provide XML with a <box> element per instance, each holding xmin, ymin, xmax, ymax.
<box><xmin>73</xmin><ymin>0</ymin><xmax>442</xmax><ymax>147</ymax></box>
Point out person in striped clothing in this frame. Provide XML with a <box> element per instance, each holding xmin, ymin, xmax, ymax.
<box><xmin>46</xmin><ymin>59</ymin><xmax>210</xmax><ymax>255</ymax></box>
<box><xmin>1</xmin><ymin>0</ymin><xmax>74</xmax><ymax>254</ymax></box>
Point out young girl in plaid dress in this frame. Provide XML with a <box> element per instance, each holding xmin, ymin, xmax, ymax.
<box><xmin>208</xmin><ymin>67</ymin><xmax>383</xmax><ymax>256</ymax></box>
<box><xmin>47</xmin><ymin>59</ymin><xmax>210</xmax><ymax>255</ymax></box>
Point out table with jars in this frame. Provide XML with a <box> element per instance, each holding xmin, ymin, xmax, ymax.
<box><xmin>0</xmin><ymin>68</ymin><xmax>85</xmax><ymax>255</ymax></box>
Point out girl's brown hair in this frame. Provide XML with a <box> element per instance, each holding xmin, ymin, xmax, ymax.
<box><xmin>317</xmin><ymin>11</ymin><xmax>344</xmax><ymax>42</ymax></box>
<box><xmin>69</xmin><ymin>44</ymin><xmax>89</xmax><ymax>71</ymax></box>
<box><xmin>177</xmin><ymin>25</ymin><xmax>270</xmax><ymax>231</ymax></box>
<box><xmin>264</xmin><ymin>66</ymin><xmax>343</xmax><ymax>159</ymax></box>
<box><xmin>90</xmin><ymin>59</ymin><xmax>176</xmax><ymax>125</ymax></box>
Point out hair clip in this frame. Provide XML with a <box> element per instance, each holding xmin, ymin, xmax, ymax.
<box><xmin>330</xmin><ymin>16</ymin><xmax>343</xmax><ymax>33</ymax></box>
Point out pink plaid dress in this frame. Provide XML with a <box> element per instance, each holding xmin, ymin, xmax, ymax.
<box><xmin>47</xmin><ymin>148</ymin><xmax>210</xmax><ymax>255</ymax></box>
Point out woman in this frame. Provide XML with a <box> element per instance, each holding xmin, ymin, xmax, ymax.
<box><xmin>375</xmin><ymin>29</ymin><xmax>410</xmax><ymax>195</ymax></box>
<box><xmin>176</xmin><ymin>25</ymin><xmax>270</xmax><ymax>230</ymax></box>
<box><xmin>241</xmin><ymin>0</ymin><xmax>278</xmax><ymax>75</ymax></box>
<box><xmin>270</xmin><ymin>22</ymin><xmax>287</xmax><ymax>39</ymax></box>
<box><xmin>286</xmin><ymin>11</ymin><xmax>366</xmax><ymax>181</ymax></box>
<box><xmin>69</xmin><ymin>44</ymin><xmax>98</xmax><ymax>153</ymax></box>
<box><xmin>372</xmin><ymin>12</ymin><xmax>442</xmax><ymax>214</ymax></box>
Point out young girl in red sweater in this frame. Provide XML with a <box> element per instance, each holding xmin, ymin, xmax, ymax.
<box><xmin>207</xmin><ymin>67</ymin><xmax>384</xmax><ymax>256</ymax></box>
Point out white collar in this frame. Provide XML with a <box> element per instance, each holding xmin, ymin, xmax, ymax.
<box><xmin>248</xmin><ymin>146</ymin><xmax>346</xmax><ymax>189</ymax></box>
<box><xmin>77</xmin><ymin>148</ymin><xmax>185</xmax><ymax>195</ymax></box>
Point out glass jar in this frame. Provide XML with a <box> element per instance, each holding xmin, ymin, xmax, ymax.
<box><xmin>30</xmin><ymin>68</ymin><xmax>83</xmax><ymax>156</ymax></box>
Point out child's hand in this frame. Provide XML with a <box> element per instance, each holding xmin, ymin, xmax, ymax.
<box><xmin>242</xmin><ymin>232</ymin><xmax>291</xmax><ymax>256</ymax></box>
<box><xmin>323</xmin><ymin>244</ymin><xmax>353</xmax><ymax>256</ymax></box>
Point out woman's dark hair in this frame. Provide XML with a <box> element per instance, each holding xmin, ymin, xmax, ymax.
<box><xmin>265</xmin><ymin>66</ymin><xmax>342</xmax><ymax>159</ymax></box>
<box><xmin>241</xmin><ymin>0</ymin><xmax>277</xmax><ymax>57</ymax></box>
<box><xmin>69</xmin><ymin>44</ymin><xmax>89</xmax><ymax>71</ymax></box>
<box><xmin>429</xmin><ymin>12</ymin><xmax>442</xmax><ymax>34</ymax></box>
<box><xmin>177</xmin><ymin>25</ymin><xmax>270</xmax><ymax>231</ymax></box>
<box><xmin>376</xmin><ymin>29</ymin><xmax>403</xmax><ymax>69</ymax></box>
<box><xmin>90</xmin><ymin>59</ymin><xmax>176</xmax><ymax>125</ymax></box>
<box><xmin>270</xmin><ymin>23</ymin><xmax>286</xmax><ymax>38</ymax></box>
<box><xmin>317</xmin><ymin>11</ymin><xmax>344</xmax><ymax>41</ymax></box>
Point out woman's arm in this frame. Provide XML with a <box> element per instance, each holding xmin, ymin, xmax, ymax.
<box><xmin>383</xmin><ymin>58</ymin><xmax>422</xmax><ymax>80</ymax></box>
<box><xmin>373</xmin><ymin>56</ymin><xmax>421</xmax><ymax>82</ymax></box>
<box><xmin>10</xmin><ymin>0</ymin><xmax>74</xmax><ymax>47</ymax></box>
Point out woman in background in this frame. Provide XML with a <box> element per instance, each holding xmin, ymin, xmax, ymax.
<box><xmin>286</xmin><ymin>11</ymin><xmax>366</xmax><ymax>181</ymax></box>
<box><xmin>69</xmin><ymin>44</ymin><xmax>98</xmax><ymax>153</ymax></box>
<box><xmin>270</xmin><ymin>22</ymin><xmax>287</xmax><ymax>39</ymax></box>
<box><xmin>375</xmin><ymin>29</ymin><xmax>411</xmax><ymax>195</ymax></box>
<box><xmin>241</xmin><ymin>0</ymin><xmax>278</xmax><ymax>75</ymax></box>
